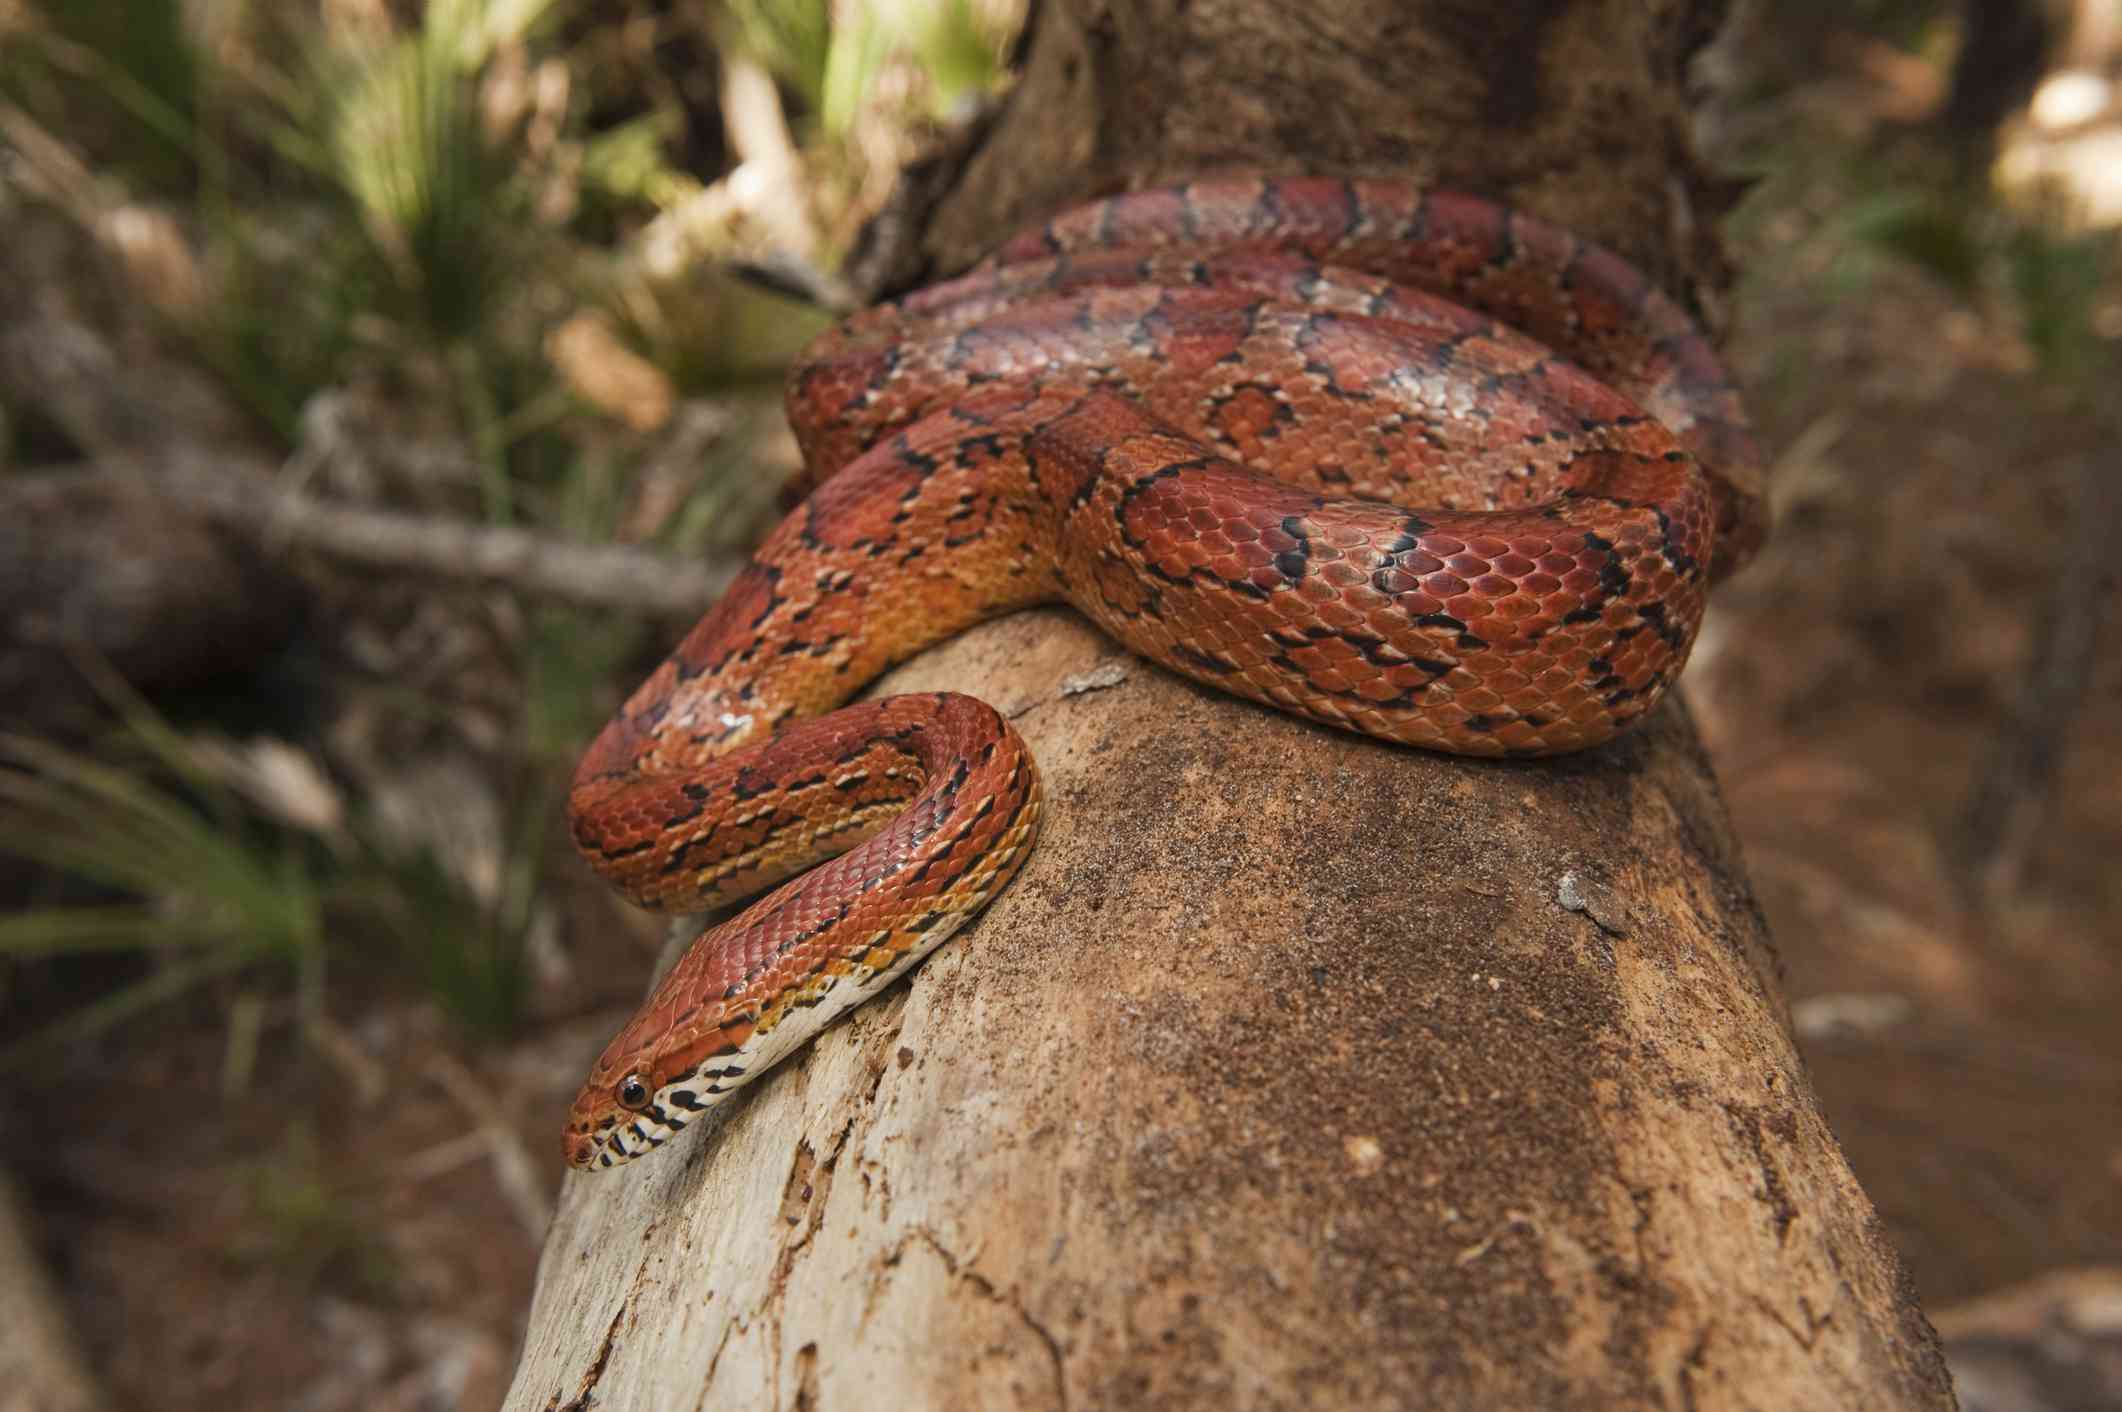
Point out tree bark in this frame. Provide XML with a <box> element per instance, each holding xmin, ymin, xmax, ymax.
<box><xmin>504</xmin><ymin>2</ymin><xmax>1957</xmax><ymax>1408</ymax></box>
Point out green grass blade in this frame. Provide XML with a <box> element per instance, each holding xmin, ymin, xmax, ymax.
<box><xmin>0</xmin><ymin>905</ymin><xmax>236</xmax><ymax>956</ymax></box>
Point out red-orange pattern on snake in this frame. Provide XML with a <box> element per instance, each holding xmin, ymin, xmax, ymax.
<box><xmin>562</xmin><ymin>176</ymin><xmax>1764</xmax><ymax>1170</ymax></box>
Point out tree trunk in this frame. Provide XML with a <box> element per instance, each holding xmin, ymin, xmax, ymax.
<box><xmin>503</xmin><ymin>3</ymin><xmax>1958</xmax><ymax>1408</ymax></box>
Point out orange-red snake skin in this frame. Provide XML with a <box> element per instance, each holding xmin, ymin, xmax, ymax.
<box><xmin>562</xmin><ymin>176</ymin><xmax>1765</xmax><ymax>1170</ymax></box>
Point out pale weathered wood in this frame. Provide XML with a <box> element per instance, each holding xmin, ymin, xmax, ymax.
<box><xmin>0</xmin><ymin>1174</ymin><xmax>108</xmax><ymax>1412</ymax></box>
<box><xmin>503</xmin><ymin>2</ymin><xmax>1957</xmax><ymax>1408</ymax></box>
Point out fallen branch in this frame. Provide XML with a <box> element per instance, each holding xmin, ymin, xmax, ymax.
<box><xmin>0</xmin><ymin>1173</ymin><xmax>109</xmax><ymax>1412</ymax></box>
<box><xmin>502</xmin><ymin>2</ymin><xmax>1956</xmax><ymax>1408</ymax></box>
<box><xmin>146</xmin><ymin>456</ymin><xmax>742</xmax><ymax>617</ymax></box>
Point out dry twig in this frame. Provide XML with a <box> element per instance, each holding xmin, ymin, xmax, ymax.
<box><xmin>149</xmin><ymin>455</ymin><xmax>743</xmax><ymax>617</ymax></box>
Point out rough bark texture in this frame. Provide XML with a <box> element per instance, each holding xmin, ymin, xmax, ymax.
<box><xmin>504</xmin><ymin>2</ymin><xmax>1956</xmax><ymax>1408</ymax></box>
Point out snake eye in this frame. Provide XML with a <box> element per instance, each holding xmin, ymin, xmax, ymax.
<box><xmin>616</xmin><ymin>1075</ymin><xmax>651</xmax><ymax>1111</ymax></box>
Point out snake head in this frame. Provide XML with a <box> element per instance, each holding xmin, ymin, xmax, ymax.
<box><xmin>565</xmin><ymin>978</ymin><xmax>770</xmax><ymax>1170</ymax></box>
<box><xmin>563</xmin><ymin>1060</ymin><xmax>702</xmax><ymax>1171</ymax></box>
<box><xmin>564</xmin><ymin>1015</ymin><xmax>759</xmax><ymax>1170</ymax></box>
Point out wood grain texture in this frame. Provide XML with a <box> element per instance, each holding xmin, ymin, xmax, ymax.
<box><xmin>510</xmin><ymin>612</ymin><xmax>1949</xmax><ymax>1409</ymax></box>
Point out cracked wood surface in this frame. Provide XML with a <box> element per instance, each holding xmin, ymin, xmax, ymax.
<box><xmin>506</xmin><ymin>615</ymin><xmax>1947</xmax><ymax>1411</ymax></box>
<box><xmin>503</xmin><ymin>1</ymin><xmax>1954</xmax><ymax>1407</ymax></box>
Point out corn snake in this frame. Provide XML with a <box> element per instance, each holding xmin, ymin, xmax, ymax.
<box><xmin>561</xmin><ymin>175</ymin><xmax>1764</xmax><ymax>1171</ymax></box>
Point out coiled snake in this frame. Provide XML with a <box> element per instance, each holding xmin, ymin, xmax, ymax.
<box><xmin>562</xmin><ymin>176</ymin><xmax>1764</xmax><ymax>1170</ymax></box>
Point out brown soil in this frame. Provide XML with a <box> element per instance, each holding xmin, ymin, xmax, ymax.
<box><xmin>1696</xmin><ymin>253</ymin><xmax>2122</xmax><ymax>1307</ymax></box>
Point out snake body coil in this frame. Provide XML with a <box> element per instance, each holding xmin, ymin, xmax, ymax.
<box><xmin>562</xmin><ymin>176</ymin><xmax>1764</xmax><ymax>1170</ymax></box>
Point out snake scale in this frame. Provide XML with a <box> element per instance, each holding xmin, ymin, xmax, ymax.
<box><xmin>562</xmin><ymin>176</ymin><xmax>1765</xmax><ymax>1171</ymax></box>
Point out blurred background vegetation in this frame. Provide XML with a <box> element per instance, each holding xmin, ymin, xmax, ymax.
<box><xmin>0</xmin><ymin>0</ymin><xmax>1021</xmax><ymax>1054</ymax></box>
<box><xmin>0</xmin><ymin>0</ymin><xmax>2118</xmax><ymax>1408</ymax></box>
